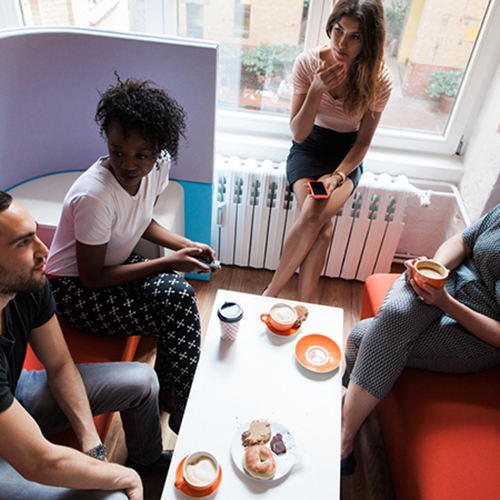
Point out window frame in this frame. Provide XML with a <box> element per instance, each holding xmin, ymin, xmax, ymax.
<box><xmin>6</xmin><ymin>0</ymin><xmax>500</xmax><ymax>171</ymax></box>
<box><xmin>209</xmin><ymin>0</ymin><xmax>500</xmax><ymax>160</ymax></box>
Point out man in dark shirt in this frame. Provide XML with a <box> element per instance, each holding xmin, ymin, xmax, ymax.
<box><xmin>0</xmin><ymin>191</ymin><xmax>169</xmax><ymax>499</ymax></box>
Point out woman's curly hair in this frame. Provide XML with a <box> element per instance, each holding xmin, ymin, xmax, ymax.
<box><xmin>95</xmin><ymin>77</ymin><xmax>187</xmax><ymax>162</ymax></box>
<box><xmin>326</xmin><ymin>0</ymin><xmax>386</xmax><ymax>116</ymax></box>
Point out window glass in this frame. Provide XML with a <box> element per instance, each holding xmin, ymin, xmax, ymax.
<box><xmin>177</xmin><ymin>0</ymin><xmax>308</xmax><ymax>116</ymax></box>
<box><xmin>13</xmin><ymin>0</ymin><xmax>497</xmax><ymax>151</ymax></box>
<box><xmin>380</xmin><ymin>0</ymin><xmax>490</xmax><ymax>136</ymax></box>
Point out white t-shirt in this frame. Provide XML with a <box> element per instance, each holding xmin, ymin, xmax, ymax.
<box><xmin>46</xmin><ymin>155</ymin><xmax>170</xmax><ymax>277</ymax></box>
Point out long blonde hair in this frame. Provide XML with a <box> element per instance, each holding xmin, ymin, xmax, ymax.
<box><xmin>326</xmin><ymin>0</ymin><xmax>386</xmax><ymax>116</ymax></box>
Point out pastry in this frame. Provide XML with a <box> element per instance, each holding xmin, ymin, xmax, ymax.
<box><xmin>293</xmin><ymin>305</ymin><xmax>309</xmax><ymax>328</ymax></box>
<box><xmin>270</xmin><ymin>433</ymin><xmax>287</xmax><ymax>455</ymax></box>
<box><xmin>242</xmin><ymin>420</ymin><xmax>271</xmax><ymax>446</ymax></box>
<box><xmin>243</xmin><ymin>445</ymin><xmax>276</xmax><ymax>480</ymax></box>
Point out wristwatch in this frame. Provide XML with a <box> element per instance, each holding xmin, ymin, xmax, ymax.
<box><xmin>85</xmin><ymin>443</ymin><xmax>107</xmax><ymax>461</ymax></box>
<box><xmin>331</xmin><ymin>171</ymin><xmax>346</xmax><ymax>186</ymax></box>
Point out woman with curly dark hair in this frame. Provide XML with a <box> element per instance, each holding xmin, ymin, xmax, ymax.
<box><xmin>263</xmin><ymin>0</ymin><xmax>393</xmax><ymax>302</ymax></box>
<box><xmin>47</xmin><ymin>78</ymin><xmax>215</xmax><ymax>434</ymax></box>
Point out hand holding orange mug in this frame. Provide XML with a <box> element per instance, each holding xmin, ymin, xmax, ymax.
<box><xmin>411</xmin><ymin>258</ymin><xmax>449</xmax><ymax>289</ymax></box>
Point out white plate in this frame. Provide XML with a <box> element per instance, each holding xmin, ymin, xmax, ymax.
<box><xmin>230</xmin><ymin>419</ymin><xmax>304</xmax><ymax>483</ymax></box>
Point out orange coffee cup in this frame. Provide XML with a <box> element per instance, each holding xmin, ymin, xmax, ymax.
<box><xmin>260</xmin><ymin>302</ymin><xmax>298</xmax><ymax>331</ymax></box>
<box><xmin>174</xmin><ymin>451</ymin><xmax>220</xmax><ymax>491</ymax></box>
<box><xmin>412</xmin><ymin>258</ymin><xmax>449</xmax><ymax>289</ymax></box>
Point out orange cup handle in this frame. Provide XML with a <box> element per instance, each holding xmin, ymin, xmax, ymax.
<box><xmin>260</xmin><ymin>313</ymin><xmax>270</xmax><ymax>324</ymax></box>
<box><xmin>174</xmin><ymin>478</ymin><xmax>186</xmax><ymax>490</ymax></box>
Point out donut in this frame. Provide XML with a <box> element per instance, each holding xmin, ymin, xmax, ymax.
<box><xmin>243</xmin><ymin>445</ymin><xmax>276</xmax><ymax>480</ymax></box>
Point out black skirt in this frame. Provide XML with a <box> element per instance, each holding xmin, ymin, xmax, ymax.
<box><xmin>286</xmin><ymin>124</ymin><xmax>363</xmax><ymax>189</ymax></box>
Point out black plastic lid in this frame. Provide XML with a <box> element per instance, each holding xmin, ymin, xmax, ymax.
<box><xmin>217</xmin><ymin>302</ymin><xmax>243</xmax><ymax>323</ymax></box>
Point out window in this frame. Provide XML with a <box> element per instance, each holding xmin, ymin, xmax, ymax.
<box><xmin>233</xmin><ymin>0</ymin><xmax>251</xmax><ymax>38</ymax></box>
<box><xmin>186</xmin><ymin>3</ymin><xmax>204</xmax><ymax>39</ymax></box>
<box><xmin>7</xmin><ymin>0</ymin><xmax>500</xmax><ymax>163</ymax></box>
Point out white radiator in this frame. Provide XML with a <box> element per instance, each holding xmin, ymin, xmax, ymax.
<box><xmin>212</xmin><ymin>155</ymin><xmax>417</xmax><ymax>281</ymax></box>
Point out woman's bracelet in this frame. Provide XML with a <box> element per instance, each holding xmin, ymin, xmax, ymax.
<box><xmin>331</xmin><ymin>171</ymin><xmax>346</xmax><ymax>186</ymax></box>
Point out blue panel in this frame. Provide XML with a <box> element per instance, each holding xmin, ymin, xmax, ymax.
<box><xmin>180</xmin><ymin>180</ymin><xmax>214</xmax><ymax>281</ymax></box>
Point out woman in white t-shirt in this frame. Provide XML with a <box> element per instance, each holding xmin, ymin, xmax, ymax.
<box><xmin>263</xmin><ymin>0</ymin><xmax>393</xmax><ymax>303</ymax></box>
<box><xmin>47</xmin><ymin>78</ymin><xmax>215</xmax><ymax>434</ymax></box>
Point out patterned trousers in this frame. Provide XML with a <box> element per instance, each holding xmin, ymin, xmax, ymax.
<box><xmin>50</xmin><ymin>254</ymin><xmax>201</xmax><ymax>412</ymax></box>
<box><xmin>343</xmin><ymin>274</ymin><xmax>500</xmax><ymax>400</ymax></box>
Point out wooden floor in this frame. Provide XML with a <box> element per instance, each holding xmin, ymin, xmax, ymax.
<box><xmin>105</xmin><ymin>265</ymin><xmax>399</xmax><ymax>499</ymax></box>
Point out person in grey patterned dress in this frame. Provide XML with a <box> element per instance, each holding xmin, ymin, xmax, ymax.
<box><xmin>340</xmin><ymin>204</ymin><xmax>500</xmax><ymax>475</ymax></box>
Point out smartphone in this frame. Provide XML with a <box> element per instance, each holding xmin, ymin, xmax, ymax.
<box><xmin>308</xmin><ymin>181</ymin><xmax>329</xmax><ymax>199</ymax></box>
<box><xmin>196</xmin><ymin>257</ymin><xmax>221</xmax><ymax>270</ymax></box>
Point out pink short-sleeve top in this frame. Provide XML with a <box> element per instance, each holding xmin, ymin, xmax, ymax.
<box><xmin>292</xmin><ymin>46</ymin><xmax>393</xmax><ymax>133</ymax></box>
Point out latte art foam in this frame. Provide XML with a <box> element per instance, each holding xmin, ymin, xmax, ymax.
<box><xmin>185</xmin><ymin>457</ymin><xmax>218</xmax><ymax>486</ymax></box>
<box><xmin>271</xmin><ymin>305</ymin><xmax>296</xmax><ymax>324</ymax></box>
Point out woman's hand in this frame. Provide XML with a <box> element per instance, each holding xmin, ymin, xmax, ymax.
<box><xmin>191</xmin><ymin>242</ymin><xmax>216</xmax><ymax>261</ymax></box>
<box><xmin>319</xmin><ymin>173</ymin><xmax>340</xmax><ymax>195</ymax></box>
<box><xmin>311</xmin><ymin>61</ymin><xmax>347</xmax><ymax>94</ymax></box>
<box><xmin>403</xmin><ymin>257</ymin><xmax>428</xmax><ymax>284</ymax></box>
<box><xmin>162</xmin><ymin>247</ymin><xmax>212</xmax><ymax>274</ymax></box>
<box><xmin>410</xmin><ymin>277</ymin><xmax>450</xmax><ymax>308</ymax></box>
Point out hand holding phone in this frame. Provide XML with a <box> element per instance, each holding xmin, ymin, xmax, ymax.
<box><xmin>196</xmin><ymin>257</ymin><xmax>221</xmax><ymax>271</ymax></box>
<box><xmin>308</xmin><ymin>181</ymin><xmax>330</xmax><ymax>199</ymax></box>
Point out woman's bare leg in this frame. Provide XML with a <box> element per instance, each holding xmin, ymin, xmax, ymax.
<box><xmin>341</xmin><ymin>381</ymin><xmax>380</xmax><ymax>460</ymax></box>
<box><xmin>296</xmin><ymin>220</ymin><xmax>333</xmax><ymax>302</ymax></box>
<box><xmin>264</xmin><ymin>178</ymin><xmax>353</xmax><ymax>301</ymax></box>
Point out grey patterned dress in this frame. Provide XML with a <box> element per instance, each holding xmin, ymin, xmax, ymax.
<box><xmin>344</xmin><ymin>204</ymin><xmax>500</xmax><ymax>400</ymax></box>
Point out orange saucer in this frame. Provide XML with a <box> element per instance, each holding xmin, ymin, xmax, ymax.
<box><xmin>175</xmin><ymin>456</ymin><xmax>222</xmax><ymax>498</ymax></box>
<box><xmin>262</xmin><ymin>321</ymin><xmax>301</xmax><ymax>337</ymax></box>
<box><xmin>295</xmin><ymin>334</ymin><xmax>341</xmax><ymax>373</ymax></box>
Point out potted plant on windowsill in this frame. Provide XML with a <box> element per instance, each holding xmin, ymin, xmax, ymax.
<box><xmin>427</xmin><ymin>68</ymin><xmax>464</xmax><ymax>113</ymax></box>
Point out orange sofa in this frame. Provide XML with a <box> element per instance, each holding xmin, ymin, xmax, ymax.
<box><xmin>361</xmin><ymin>273</ymin><xmax>500</xmax><ymax>500</ymax></box>
<box><xmin>24</xmin><ymin>320</ymin><xmax>140</xmax><ymax>449</ymax></box>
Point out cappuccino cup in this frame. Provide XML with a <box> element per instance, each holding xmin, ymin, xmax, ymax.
<box><xmin>412</xmin><ymin>258</ymin><xmax>449</xmax><ymax>289</ymax></box>
<box><xmin>260</xmin><ymin>302</ymin><xmax>298</xmax><ymax>331</ymax></box>
<box><xmin>175</xmin><ymin>451</ymin><xmax>220</xmax><ymax>491</ymax></box>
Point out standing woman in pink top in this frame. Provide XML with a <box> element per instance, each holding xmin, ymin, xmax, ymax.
<box><xmin>263</xmin><ymin>0</ymin><xmax>392</xmax><ymax>302</ymax></box>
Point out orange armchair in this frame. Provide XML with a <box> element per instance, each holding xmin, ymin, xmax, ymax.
<box><xmin>361</xmin><ymin>274</ymin><xmax>500</xmax><ymax>500</ymax></box>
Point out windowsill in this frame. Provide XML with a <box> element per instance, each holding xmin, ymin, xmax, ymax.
<box><xmin>215</xmin><ymin>109</ymin><xmax>465</xmax><ymax>184</ymax></box>
<box><xmin>215</xmin><ymin>131</ymin><xmax>465</xmax><ymax>184</ymax></box>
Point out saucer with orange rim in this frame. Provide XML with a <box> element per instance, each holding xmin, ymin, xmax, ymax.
<box><xmin>264</xmin><ymin>322</ymin><xmax>301</xmax><ymax>338</ymax></box>
<box><xmin>175</xmin><ymin>456</ymin><xmax>222</xmax><ymax>498</ymax></box>
<box><xmin>295</xmin><ymin>334</ymin><xmax>341</xmax><ymax>373</ymax></box>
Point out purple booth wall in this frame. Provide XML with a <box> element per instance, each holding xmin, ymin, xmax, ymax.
<box><xmin>0</xmin><ymin>27</ymin><xmax>217</xmax><ymax>189</ymax></box>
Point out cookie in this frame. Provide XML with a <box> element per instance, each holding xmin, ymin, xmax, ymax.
<box><xmin>293</xmin><ymin>305</ymin><xmax>309</xmax><ymax>328</ymax></box>
<box><xmin>242</xmin><ymin>420</ymin><xmax>272</xmax><ymax>447</ymax></box>
<box><xmin>270</xmin><ymin>433</ymin><xmax>287</xmax><ymax>455</ymax></box>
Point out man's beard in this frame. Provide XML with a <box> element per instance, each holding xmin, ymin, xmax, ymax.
<box><xmin>0</xmin><ymin>263</ymin><xmax>46</xmax><ymax>295</ymax></box>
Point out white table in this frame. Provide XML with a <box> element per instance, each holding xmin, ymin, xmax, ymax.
<box><xmin>161</xmin><ymin>290</ymin><xmax>343</xmax><ymax>499</ymax></box>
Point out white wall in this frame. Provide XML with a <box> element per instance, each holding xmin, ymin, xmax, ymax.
<box><xmin>461</xmin><ymin>63</ymin><xmax>500</xmax><ymax>221</ymax></box>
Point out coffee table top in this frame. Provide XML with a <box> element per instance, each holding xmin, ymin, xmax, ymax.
<box><xmin>162</xmin><ymin>290</ymin><xmax>343</xmax><ymax>499</ymax></box>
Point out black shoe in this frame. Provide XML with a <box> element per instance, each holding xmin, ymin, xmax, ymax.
<box><xmin>125</xmin><ymin>450</ymin><xmax>173</xmax><ymax>478</ymax></box>
<box><xmin>341</xmin><ymin>451</ymin><xmax>357</xmax><ymax>476</ymax></box>
<box><xmin>168</xmin><ymin>411</ymin><xmax>183</xmax><ymax>435</ymax></box>
<box><xmin>159</xmin><ymin>389</ymin><xmax>176</xmax><ymax>414</ymax></box>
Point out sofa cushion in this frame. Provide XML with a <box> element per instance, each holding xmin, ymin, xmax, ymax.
<box><xmin>24</xmin><ymin>319</ymin><xmax>140</xmax><ymax>448</ymax></box>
